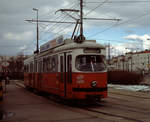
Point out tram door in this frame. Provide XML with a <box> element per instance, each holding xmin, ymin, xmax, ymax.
<box><xmin>60</xmin><ymin>53</ymin><xmax>72</xmax><ymax>98</ymax></box>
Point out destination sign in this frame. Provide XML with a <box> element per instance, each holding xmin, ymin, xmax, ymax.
<box><xmin>40</xmin><ymin>35</ymin><xmax>64</xmax><ymax>52</ymax></box>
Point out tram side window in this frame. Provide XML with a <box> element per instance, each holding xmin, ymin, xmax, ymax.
<box><xmin>43</xmin><ymin>55</ymin><xmax>58</xmax><ymax>73</ymax></box>
<box><xmin>30</xmin><ymin>63</ymin><xmax>34</xmax><ymax>73</ymax></box>
<box><xmin>56</xmin><ymin>55</ymin><xmax>58</xmax><ymax>72</ymax></box>
<box><xmin>47</xmin><ymin>57</ymin><xmax>50</xmax><ymax>72</ymax></box>
<box><xmin>27</xmin><ymin>64</ymin><xmax>29</xmax><ymax>73</ymax></box>
<box><xmin>67</xmin><ymin>55</ymin><xmax>72</xmax><ymax>72</ymax></box>
<box><xmin>30</xmin><ymin>63</ymin><xmax>31</xmax><ymax>73</ymax></box>
<box><xmin>51</xmin><ymin>55</ymin><xmax>58</xmax><ymax>72</ymax></box>
<box><xmin>43</xmin><ymin>58</ymin><xmax>46</xmax><ymax>72</ymax></box>
<box><xmin>47</xmin><ymin>57</ymin><xmax>51</xmax><ymax>72</ymax></box>
<box><xmin>43</xmin><ymin>58</ymin><xmax>47</xmax><ymax>73</ymax></box>
<box><xmin>60</xmin><ymin>56</ymin><xmax>63</xmax><ymax>82</ymax></box>
<box><xmin>43</xmin><ymin>57</ymin><xmax>51</xmax><ymax>73</ymax></box>
<box><xmin>38</xmin><ymin>62</ymin><xmax>40</xmax><ymax>73</ymax></box>
<box><xmin>67</xmin><ymin>55</ymin><xmax>72</xmax><ymax>83</ymax></box>
<box><xmin>24</xmin><ymin>65</ymin><xmax>26</xmax><ymax>72</ymax></box>
<box><xmin>24</xmin><ymin>65</ymin><xmax>28</xmax><ymax>73</ymax></box>
<box><xmin>38</xmin><ymin>61</ymin><xmax>43</xmax><ymax>73</ymax></box>
<box><xmin>34</xmin><ymin>61</ymin><xmax>37</xmax><ymax>73</ymax></box>
<box><xmin>41</xmin><ymin>61</ymin><xmax>43</xmax><ymax>73</ymax></box>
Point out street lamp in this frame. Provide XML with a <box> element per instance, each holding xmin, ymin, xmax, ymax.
<box><xmin>33</xmin><ymin>8</ymin><xmax>39</xmax><ymax>54</ymax></box>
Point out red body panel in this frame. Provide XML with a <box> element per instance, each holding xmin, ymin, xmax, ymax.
<box><xmin>24</xmin><ymin>72</ymin><xmax>107</xmax><ymax>100</ymax></box>
<box><xmin>41</xmin><ymin>73</ymin><xmax>59</xmax><ymax>95</ymax></box>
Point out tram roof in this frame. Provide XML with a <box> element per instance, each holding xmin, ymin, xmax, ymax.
<box><xmin>54</xmin><ymin>39</ymin><xmax>105</xmax><ymax>52</ymax></box>
<box><xmin>24</xmin><ymin>55</ymin><xmax>34</xmax><ymax>64</ymax></box>
<box><xmin>36</xmin><ymin>39</ymin><xmax>105</xmax><ymax>57</ymax></box>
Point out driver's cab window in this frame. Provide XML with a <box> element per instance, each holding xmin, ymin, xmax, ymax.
<box><xmin>76</xmin><ymin>55</ymin><xmax>106</xmax><ymax>72</ymax></box>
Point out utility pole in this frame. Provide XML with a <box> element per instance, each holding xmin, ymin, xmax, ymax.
<box><xmin>80</xmin><ymin>0</ymin><xmax>84</xmax><ymax>39</ymax></box>
<box><xmin>106</xmin><ymin>43</ymin><xmax>111</xmax><ymax>65</ymax></box>
<box><xmin>55</xmin><ymin>0</ymin><xmax>85</xmax><ymax>42</ymax></box>
<box><xmin>33</xmin><ymin>8</ymin><xmax>39</xmax><ymax>54</ymax></box>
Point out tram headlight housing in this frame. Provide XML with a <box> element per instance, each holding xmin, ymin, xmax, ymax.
<box><xmin>91</xmin><ymin>81</ymin><xmax>97</xmax><ymax>87</ymax></box>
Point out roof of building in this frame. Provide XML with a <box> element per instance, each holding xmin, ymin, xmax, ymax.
<box><xmin>126</xmin><ymin>50</ymin><xmax>150</xmax><ymax>55</ymax></box>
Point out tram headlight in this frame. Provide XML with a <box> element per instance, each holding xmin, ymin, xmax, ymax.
<box><xmin>91</xmin><ymin>81</ymin><xmax>97</xmax><ymax>87</ymax></box>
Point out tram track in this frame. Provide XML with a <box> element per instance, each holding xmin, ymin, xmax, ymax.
<box><xmin>81</xmin><ymin>107</ymin><xmax>144</xmax><ymax>122</ymax></box>
<box><xmin>57</xmin><ymin>100</ymin><xmax>147</xmax><ymax>122</ymax></box>
<box><xmin>108</xmin><ymin>94</ymin><xmax>150</xmax><ymax>111</ymax></box>
<box><xmin>75</xmin><ymin>94</ymin><xmax>150</xmax><ymax>122</ymax></box>
<box><xmin>97</xmin><ymin>102</ymin><xmax>148</xmax><ymax>114</ymax></box>
<box><xmin>109</xmin><ymin>91</ymin><xmax>150</xmax><ymax>100</ymax></box>
<box><xmin>99</xmin><ymin>99</ymin><xmax>150</xmax><ymax>113</ymax></box>
<box><xmin>59</xmin><ymin>101</ymin><xmax>146</xmax><ymax>122</ymax></box>
<box><xmin>47</xmin><ymin>94</ymin><xmax>150</xmax><ymax>122</ymax></box>
<box><xmin>76</xmin><ymin>99</ymin><xmax>150</xmax><ymax>122</ymax></box>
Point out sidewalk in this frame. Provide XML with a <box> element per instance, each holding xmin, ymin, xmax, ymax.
<box><xmin>14</xmin><ymin>80</ymin><xmax>25</xmax><ymax>88</ymax></box>
<box><xmin>0</xmin><ymin>80</ymin><xmax>15</xmax><ymax>120</ymax></box>
<box><xmin>0</xmin><ymin>80</ymin><xmax>27</xmax><ymax>120</ymax></box>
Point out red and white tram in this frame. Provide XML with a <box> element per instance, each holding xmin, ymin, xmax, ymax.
<box><xmin>24</xmin><ymin>36</ymin><xmax>107</xmax><ymax>101</ymax></box>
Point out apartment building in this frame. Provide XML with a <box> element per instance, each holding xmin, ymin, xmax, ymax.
<box><xmin>110</xmin><ymin>50</ymin><xmax>150</xmax><ymax>73</ymax></box>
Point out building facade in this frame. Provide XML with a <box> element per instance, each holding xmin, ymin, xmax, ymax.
<box><xmin>110</xmin><ymin>50</ymin><xmax>150</xmax><ymax>73</ymax></box>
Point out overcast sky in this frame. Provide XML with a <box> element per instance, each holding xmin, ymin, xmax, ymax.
<box><xmin>1</xmin><ymin>0</ymin><xmax>150</xmax><ymax>56</ymax></box>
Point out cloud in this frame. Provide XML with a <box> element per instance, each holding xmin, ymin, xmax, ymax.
<box><xmin>109</xmin><ymin>34</ymin><xmax>150</xmax><ymax>57</ymax></box>
<box><xmin>124</xmin><ymin>29</ymin><xmax>135</xmax><ymax>34</ymax></box>
<box><xmin>123</xmin><ymin>34</ymin><xmax>150</xmax><ymax>50</ymax></box>
<box><xmin>0</xmin><ymin>31</ymin><xmax>35</xmax><ymax>55</ymax></box>
<box><xmin>3</xmin><ymin>31</ymin><xmax>34</xmax><ymax>41</ymax></box>
<box><xmin>20</xmin><ymin>45</ymin><xmax>27</xmax><ymax>50</ymax></box>
<box><xmin>62</xmin><ymin>1</ymin><xmax>70</xmax><ymax>7</ymax></box>
<box><xmin>110</xmin><ymin>42</ymin><xmax>137</xmax><ymax>57</ymax></box>
<box><xmin>110</xmin><ymin>43</ymin><xmax>126</xmax><ymax>56</ymax></box>
<box><xmin>124</xmin><ymin>34</ymin><xmax>150</xmax><ymax>41</ymax></box>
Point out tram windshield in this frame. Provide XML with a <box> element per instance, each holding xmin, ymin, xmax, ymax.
<box><xmin>76</xmin><ymin>55</ymin><xmax>106</xmax><ymax>72</ymax></box>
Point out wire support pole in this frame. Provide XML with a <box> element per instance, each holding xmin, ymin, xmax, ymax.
<box><xmin>71</xmin><ymin>19</ymin><xmax>79</xmax><ymax>39</ymax></box>
<box><xmin>80</xmin><ymin>0</ymin><xmax>83</xmax><ymax>37</ymax></box>
<box><xmin>33</xmin><ymin>8</ymin><xmax>39</xmax><ymax>54</ymax></box>
<box><xmin>108</xmin><ymin>43</ymin><xmax>110</xmax><ymax>64</ymax></box>
<box><xmin>37</xmin><ymin>10</ymin><xmax>39</xmax><ymax>53</ymax></box>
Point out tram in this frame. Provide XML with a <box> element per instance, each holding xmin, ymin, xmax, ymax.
<box><xmin>24</xmin><ymin>36</ymin><xmax>107</xmax><ymax>101</ymax></box>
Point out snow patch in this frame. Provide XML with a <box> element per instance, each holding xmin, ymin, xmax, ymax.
<box><xmin>108</xmin><ymin>84</ymin><xmax>150</xmax><ymax>92</ymax></box>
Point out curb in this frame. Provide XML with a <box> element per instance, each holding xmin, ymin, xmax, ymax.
<box><xmin>15</xmin><ymin>82</ymin><xmax>25</xmax><ymax>88</ymax></box>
